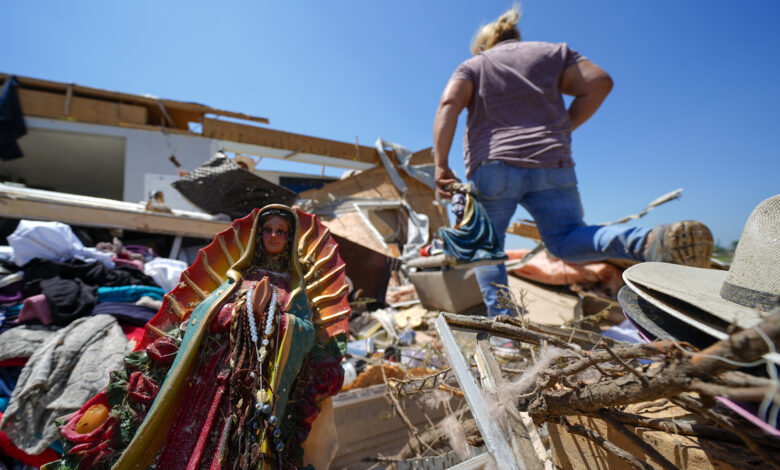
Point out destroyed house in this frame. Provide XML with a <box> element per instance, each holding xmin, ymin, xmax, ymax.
<box><xmin>0</xmin><ymin>73</ymin><xmax>446</xmax><ymax>261</ymax></box>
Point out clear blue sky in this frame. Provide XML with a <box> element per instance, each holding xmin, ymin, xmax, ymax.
<box><xmin>4</xmin><ymin>1</ymin><xmax>779</xmax><ymax>251</ymax></box>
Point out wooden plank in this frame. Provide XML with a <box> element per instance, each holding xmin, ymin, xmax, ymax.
<box><xmin>1</xmin><ymin>73</ymin><xmax>268</xmax><ymax>129</ymax></box>
<box><xmin>408</xmin><ymin>147</ymin><xmax>433</xmax><ymax>166</ymax></box>
<box><xmin>202</xmin><ymin>118</ymin><xmax>380</xmax><ymax>165</ymax></box>
<box><xmin>70</xmin><ymin>95</ymin><xmax>147</xmax><ymax>126</ymax></box>
<box><xmin>18</xmin><ymin>89</ymin><xmax>147</xmax><ymax>126</ymax></box>
<box><xmin>0</xmin><ymin>184</ymin><xmax>229</xmax><ymax>239</ymax></box>
<box><xmin>507</xmin><ymin>219</ymin><xmax>541</xmax><ymax>241</ymax></box>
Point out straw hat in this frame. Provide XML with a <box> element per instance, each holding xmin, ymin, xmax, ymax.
<box><xmin>623</xmin><ymin>194</ymin><xmax>780</xmax><ymax>331</ymax></box>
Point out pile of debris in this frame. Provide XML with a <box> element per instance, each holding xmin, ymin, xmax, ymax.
<box><xmin>332</xmin><ymin>192</ymin><xmax>780</xmax><ymax>470</ymax></box>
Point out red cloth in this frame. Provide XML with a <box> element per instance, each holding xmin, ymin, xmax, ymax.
<box><xmin>0</xmin><ymin>411</ymin><xmax>60</xmax><ymax>467</ymax></box>
<box><xmin>0</xmin><ymin>358</ymin><xmax>28</xmax><ymax>367</ymax></box>
<box><xmin>121</xmin><ymin>324</ymin><xmax>145</xmax><ymax>349</ymax></box>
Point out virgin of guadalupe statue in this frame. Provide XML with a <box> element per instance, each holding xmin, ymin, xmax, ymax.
<box><xmin>438</xmin><ymin>183</ymin><xmax>507</xmax><ymax>264</ymax></box>
<box><xmin>45</xmin><ymin>205</ymin><xmax>350</xmax><ymax>469</ymax></box>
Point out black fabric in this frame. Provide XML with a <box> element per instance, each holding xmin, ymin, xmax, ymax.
<box><xmin>22</xmin><ymin>258</ymin><xmax>159</xmax><ymax>298</ymax></box>
<box><xmin>0</xmin><ymin>76</ymin><xmax>26</xmax><ymax>161</ymax></box>
<box><xmin>40</xmin><ymin>277</ymin><xmax>98</xmax><ymax>326</ymax></box>
<box><xmin>172</xmin><ymin>152</ymin><xmax>297</xmax><ymax>219</ymax></box>
<box><xmin>0</xmin><ymin>366</ymin><xmax>22</xmax><ymax>399</ymax></box>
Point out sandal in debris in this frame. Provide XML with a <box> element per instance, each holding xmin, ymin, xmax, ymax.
<box><xmin>643</xmin><ymin>220</ymin><xmax>713</xmax><ymax>268</ymax></box>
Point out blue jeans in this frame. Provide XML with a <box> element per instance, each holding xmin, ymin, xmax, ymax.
<box><xmin>469</xmin><ymin>161</ymin><xmax>650</xmax><ymax>316</ymax></box>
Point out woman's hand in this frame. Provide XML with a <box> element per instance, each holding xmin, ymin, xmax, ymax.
<box><xmin>435</xmin><ymin>165</ymin><xmax>460</xmax><ymax>199</ymax></box>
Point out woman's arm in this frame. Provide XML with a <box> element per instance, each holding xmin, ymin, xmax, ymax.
<box><xmin>560</xmin><ymin>59</ymin><xmax>613</xmax><ymax>130</ymax></box>
<box><xmin>433</xmin><ymin>78</ymin><xmax>473</xmax><ymax>198</ymax></box>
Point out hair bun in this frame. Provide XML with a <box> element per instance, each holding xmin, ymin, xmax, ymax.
<box><xmin>498</xmin><ymin>5</ymin><xmax>521</xmax><ymax>26</ymax></box>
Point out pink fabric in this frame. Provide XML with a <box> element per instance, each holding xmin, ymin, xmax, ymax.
<box><xmin>112</xmin><ymin>257</ymin><xmax>144</xmax><ymax>272</ymax></box>
<box><xmin>16</xmin><ymin>294</ymin><xmax>53</xmax><ymax>325</ymax></box>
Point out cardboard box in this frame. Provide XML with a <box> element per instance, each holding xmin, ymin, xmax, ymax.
<box><xmin>409</xmin><ymin>267</ymin><xmax>484</xmax><ymax>313</ymax></box>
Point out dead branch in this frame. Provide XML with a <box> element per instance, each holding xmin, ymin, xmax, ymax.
<box><xmin>441</xmin><ymin>312</ymin><xmax>579</xmax><ymax>351</ymax></box>
<box><xmin>525</xmin><ymin>320</ymin><xmax>619</xmax><ymax>349</ymax></box>
<box><xmin>544</xmin><ymin>341</ymin><xmax>682</xmax><ymax>382</ymax></box>
<box><xmin>380</xmin><ymin>365</ymin><xmax>440</xmax><ymax>458</ymax></box>
<box><xmin>526</xmin><ymin>311</ymin><xmax>780</xmax><ymax>424</ymax></box>
<box><xmin>602</xmin><ymin>341</ymin><xmax>649</xmax><ymax>386</ymax></box>
<box><xmin>688</xmin><ymin>380</ymin><xmax>780</xmax><ymax>403</ymax></box>
<box><xmin>689</xmin><ymin>314</ymin><xmax>780</xmax><ymax>374</ymax></box>
<box><xmin>390</xmin><ymin>409</ymin><xmax>481</xmax><ymax>460</ymax></box>
<box><xmin>386</xmin><ymin>367</ymin><xmax>452</xmax><ymax>400</ymax></box>
<box><xmin>437</xmin><ymin>382</ymin><xmax>464</xmax><ymax>398</ymax></box>
<box><xmin>711</xmin><ymin>370</ymin><xmax>776</xmax><ymax>388</ymax></box>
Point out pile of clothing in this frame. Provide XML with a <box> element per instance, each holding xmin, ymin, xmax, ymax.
<box><xmin>0</xmin><ymin>220</ymin><xmax>188</xmax><ymax>467</ymax></box>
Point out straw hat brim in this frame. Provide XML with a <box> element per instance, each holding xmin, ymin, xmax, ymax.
<box><xmin>623</xmin><ymin>262</ymin><xmax>765</xmax><ymax>331</ymax></box>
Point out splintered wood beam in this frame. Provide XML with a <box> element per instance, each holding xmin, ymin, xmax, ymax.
<box><xmin>201</xmin><ymin>118</ymin><xmax>381</xmax><ymax>165</ymax></box>
<box><xmin>506</xmin><ymin>219</ymin><xmax>541</xmax><ymax>241</ymax></box>
<box><xmin>1</xmin><ymin>73</ymin><xmax>269</xmax><ymax>128</ymax></box>
<box><xmin>0</xmin><ymin>183</ymin><xmax>230</xmax><ymax>239</ymax></box>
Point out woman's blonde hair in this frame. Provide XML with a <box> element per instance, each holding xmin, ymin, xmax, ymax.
<box><xmin>470</xmin><ymin>4</ymin><xmax>522</xmax><ymax>55</ymax></box>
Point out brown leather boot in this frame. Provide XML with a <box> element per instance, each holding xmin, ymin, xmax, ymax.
<box><xmin>643</xmin><ymin>220</ymin><xmax>713</xmax><ymax>268</ymax></box>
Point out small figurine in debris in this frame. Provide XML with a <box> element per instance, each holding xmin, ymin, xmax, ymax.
<box><xmin>438</xmin><ymin>182</ymin><xmax>507</xmax><ymax>265</ymax></box>
<box><xmin>46</xmin><ymin>205</ymin><xmax>350</xmax><ymax>469</ymax></box>
<box><xmin>433</xmin><ymin>5</ymin><xmax>713</xmax><ymax>317</ymax></box>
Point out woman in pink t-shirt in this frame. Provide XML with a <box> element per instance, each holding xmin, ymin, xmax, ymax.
<box><xmin>433</xmin><ymin>6</ymin><xmax>712</xmax><ymax>318</ymax></box>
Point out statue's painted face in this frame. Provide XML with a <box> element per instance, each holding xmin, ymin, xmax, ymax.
<box><xmin>261</xmin><ymin>215</ymin><xmax>290</xmax><ymax>255</ymax></box>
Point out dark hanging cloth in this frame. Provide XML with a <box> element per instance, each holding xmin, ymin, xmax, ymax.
<box><xmin>22</xmin><ymin>258</ymin><xmax>159</xmax><ymax>298</ymax></box>
<box><xmin>0</xmin><ymin>76</ymin><xmax>27</xmax><ymax>161</ymax></box>
<box><xmin>91</xmin><ymin>302</ymin><xmax>157</xmax><ymax>326</ymax></box>
<box><xmin>39</xmin><ymin>277</ymin><xmax>98</xmax><ymax>326</ymax></box>
<box><xmin>172</xmin><ymin>151</ymin><xmax>297</xmax><ymax>219</ymax></box>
